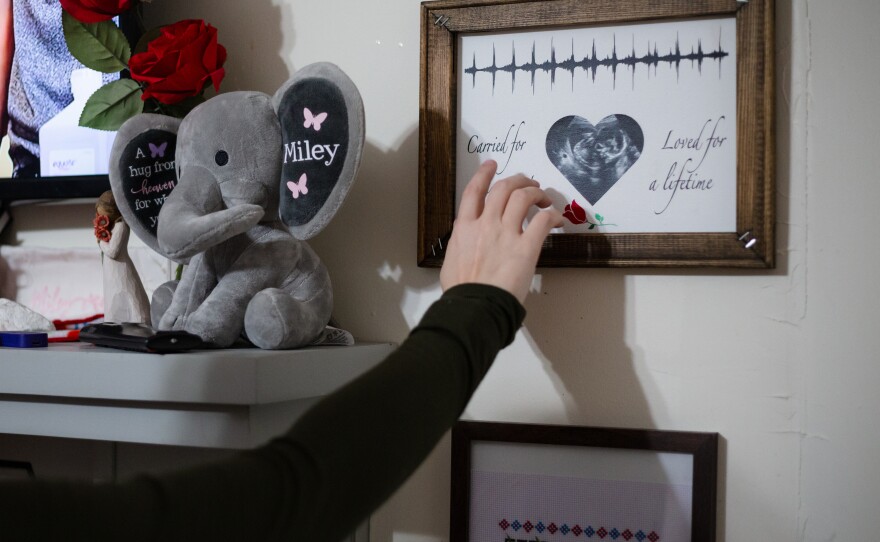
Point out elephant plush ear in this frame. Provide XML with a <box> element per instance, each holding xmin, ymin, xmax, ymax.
<box><xmin>273</xmin><ymin>62</ymin><xmax>364</xmax><ymax>240</ymax></box>
<box><xmin>108</xmin><ymin>113</ymin><xmax>183</xmax><ymax>260</ymax></box>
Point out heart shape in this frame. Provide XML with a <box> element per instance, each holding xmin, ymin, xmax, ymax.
<box><xmin>116</xmin><ymin>129</ymin><xmax>178</xmax><ymax>238</ymax></box>
<box><xmin>545</xmin><ymin>114</ymin><xmax>644</xmax><ymax>205</ymax></box>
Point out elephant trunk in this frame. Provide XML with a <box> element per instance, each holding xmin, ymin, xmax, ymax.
<box><xmin>157</xmin><ymin>165</ymin><xmax>265</xmax><ymax>261</ymax></box>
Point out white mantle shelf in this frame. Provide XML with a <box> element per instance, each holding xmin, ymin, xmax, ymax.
<box><xmin>0</xmin><ymin>342</ymin><xmax>396</xmax><ymax>449</ymax></box>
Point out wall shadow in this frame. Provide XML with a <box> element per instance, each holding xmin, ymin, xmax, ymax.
<box><xmin>1</xmin><ymin>201</ymin><xmax>93</xmax><ymax>245</ymax></box>
<box><xmin>523</xmin><ymin>268</ymin><xmax>658</xmax><ymax>428</ymax></box>
<box><xmin>310</xmin><ymin>128</ymin><xmax>437</xmax><ymax>342</ymax></box>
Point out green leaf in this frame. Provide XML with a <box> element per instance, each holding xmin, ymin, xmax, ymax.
<box><xmin>80</xmin><ymin>79</ymin><xmax>144</xmax><ymax>130</ymax></box>
<box><xmin>62</xmin><ymin>10</ymin><xmax>131</xmax><ymax>73</ymax></box>
<box><xmin>595</xmin><ymin>214</ymin><xmax>604</xmax><ymax>222</ymax></box>
<box><xmin>589</xmin><ymin>224</ymin><xmax>596</xmax><ymax>230</ymax></box>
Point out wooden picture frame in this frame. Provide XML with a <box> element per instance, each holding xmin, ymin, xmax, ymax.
<box><xmin>451</xmin><ymin>421</ymin><xmax>719</xmax><ymax>542</ymax></box>
<box><xmin>419</xmin><ymin>0</ymin><xmax>774</xmax><ymax>268</ymax></box>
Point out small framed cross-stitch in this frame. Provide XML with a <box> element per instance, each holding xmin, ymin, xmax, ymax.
<box><xmin>451</xmin><ymin>421</ymin><xmax>719</xmax><ymax>542</ymax></box>
<box><xmin>419</xmin><ymin>0</ymin><xmax>775</xmax><ymax>268</ymax></box>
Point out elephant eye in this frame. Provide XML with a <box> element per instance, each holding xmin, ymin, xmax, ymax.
<box><xmin>215</xmin><ymin>150</ymin><xmax>229</xmax><ymax>166</ymax></box>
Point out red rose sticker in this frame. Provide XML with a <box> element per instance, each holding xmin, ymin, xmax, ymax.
<box><xmin>61</xmin><ymin>0</ymin><xmax>132</xmax><ymax>23</ymax></box>
<box><xmin>563</xmin><ymin>199</ymin><xmax>587</xmax><ymax>225</ymax></box>
<box><xmin>129</xmin><ymin>19</ymin><xmax>227</xmax><ymax>105</ymax></box>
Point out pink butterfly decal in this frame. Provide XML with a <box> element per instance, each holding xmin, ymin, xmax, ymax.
<box><xmin>303</xmin><ymin>108</ymin><xmax>328</xmax><ymax>131</ymax></box>
<box><xmin>287</xmin><ymin>173</ymin><xmax>309</xmax><ymax>199</ymax></box>
<box><xmin>149</xmin><ymin>141</ymin><xmax>168</xmax><ymax>158</ymax></box>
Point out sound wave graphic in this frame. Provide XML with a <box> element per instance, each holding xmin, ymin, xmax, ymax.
<box><xmin>464</xmin><ymin>30</ymin><xmax>730</xmax><ymax>93</ymax></box>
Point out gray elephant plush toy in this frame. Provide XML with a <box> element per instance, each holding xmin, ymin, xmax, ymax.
<box><xmin>108</xmin><ymin>63</ymin><xmax>364</xmax><ymax>349</ymax></box>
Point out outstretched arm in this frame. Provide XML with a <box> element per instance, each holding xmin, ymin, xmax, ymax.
<box><xmin>0</xmin><ymin>162</ymin><xmax>561</xmax><ymax>542</ymax></box>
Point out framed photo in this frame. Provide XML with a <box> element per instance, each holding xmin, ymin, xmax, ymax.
<box><xmin>419</xmin><ymin>0</ymin><xmax>775</xmax><ymax>267</ymax></box>
<box><xmin>451</xmin><ymin>421</ymin><xmax>719</xmax><ymax>542</ymax></box>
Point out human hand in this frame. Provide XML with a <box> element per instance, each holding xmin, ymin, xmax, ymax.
<box><xmin>440</xmin><ymin>160</ymin><xmax>563</xmax><ymax>304</ymax></box>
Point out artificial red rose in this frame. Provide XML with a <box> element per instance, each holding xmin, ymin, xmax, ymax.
<box><xmin>563</xmin><ymin>199</ymin><xmax>587</xmax><ymax>224</ymax></box>
<box><xmin>60</xmin><ymin>0</ymin><xmax>132</xmax><ymax>23</ymax></box>
<box><xmin>129</xmin><ymin>19</ymin><xmax>227</xmax><ymax>105</ymax></box>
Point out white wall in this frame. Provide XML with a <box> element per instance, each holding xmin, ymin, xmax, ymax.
<box><xmin>6</xmin><ymin>1</ymin><xmax>879</xmax><ymax>540</ymax></box>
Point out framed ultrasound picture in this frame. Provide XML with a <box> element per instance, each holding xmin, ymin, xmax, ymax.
<box><xmin>419</xmin><ymin>0</ymin><xmax>775</xmax><ymax>268</ymax></box>
<box><xmin>451</xmin><ymin>421</ymin><xmax>719</xmax><ymax>542</ymax></box>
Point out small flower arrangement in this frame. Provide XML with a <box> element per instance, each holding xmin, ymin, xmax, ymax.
<box><xmin>94</xmin><ymin>191</ymin><xmax>122</xmax><ymax>243</ymax></box>
<box><xmin>60</xmin><ymin>0</ymin><xmax>227</xmax><ymax>130</ymax></box>
<box><xmin>93</xmin><ymin>212</ymin><xmax>113</xmax><ymax>242</ymax></box>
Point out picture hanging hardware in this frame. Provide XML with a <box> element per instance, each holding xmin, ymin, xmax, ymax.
<box><xmin>433</xmin><ymin>13</ymin><xmax>451</xmax><ymax>30</ymax></box>
<box><xmin>430</xmin><ymin>233</ymin><xmax>452</xmax><ymax>257</ymax></box>
<box><xmin>738</xmin><ymin>231</ymin><xmax>758</xmax><ymax>250</ymax></box>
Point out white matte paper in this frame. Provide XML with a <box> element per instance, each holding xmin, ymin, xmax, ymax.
<box><xmin>457</xmin><ymin>17</ymin><xmax>737</xmax><ymax>233</ymax></box>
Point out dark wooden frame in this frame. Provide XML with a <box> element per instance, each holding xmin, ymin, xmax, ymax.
<box><xmin>451</xmin><ymin>421</ymin><xmax>719</xmax><ymax>541</ymax></box>
<box><xmin>419</xmin><ymin>0</ymin><xmax>775</xmax><ymax>268</ymax></box>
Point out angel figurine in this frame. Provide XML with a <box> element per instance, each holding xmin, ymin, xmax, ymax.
<box><xmin>94</xmin><ymin>191</ymin><xmax>151</xmax><ymax>325</ymax></box>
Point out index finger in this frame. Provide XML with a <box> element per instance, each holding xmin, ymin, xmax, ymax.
<box><xmin>457</xmin><ymin>160</ymin><xmax>497</xmax><ymax>221</ymax></box>
<box><xmin>500</xmin><ymin>185</ymin><xmax>553</xmax><ymax>231</ymax></box>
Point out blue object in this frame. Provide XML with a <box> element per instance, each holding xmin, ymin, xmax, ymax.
<box><xmin>0</xmin><ymin>331</ymin><xmax>49</xmax><ymax>348</ymax></box>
